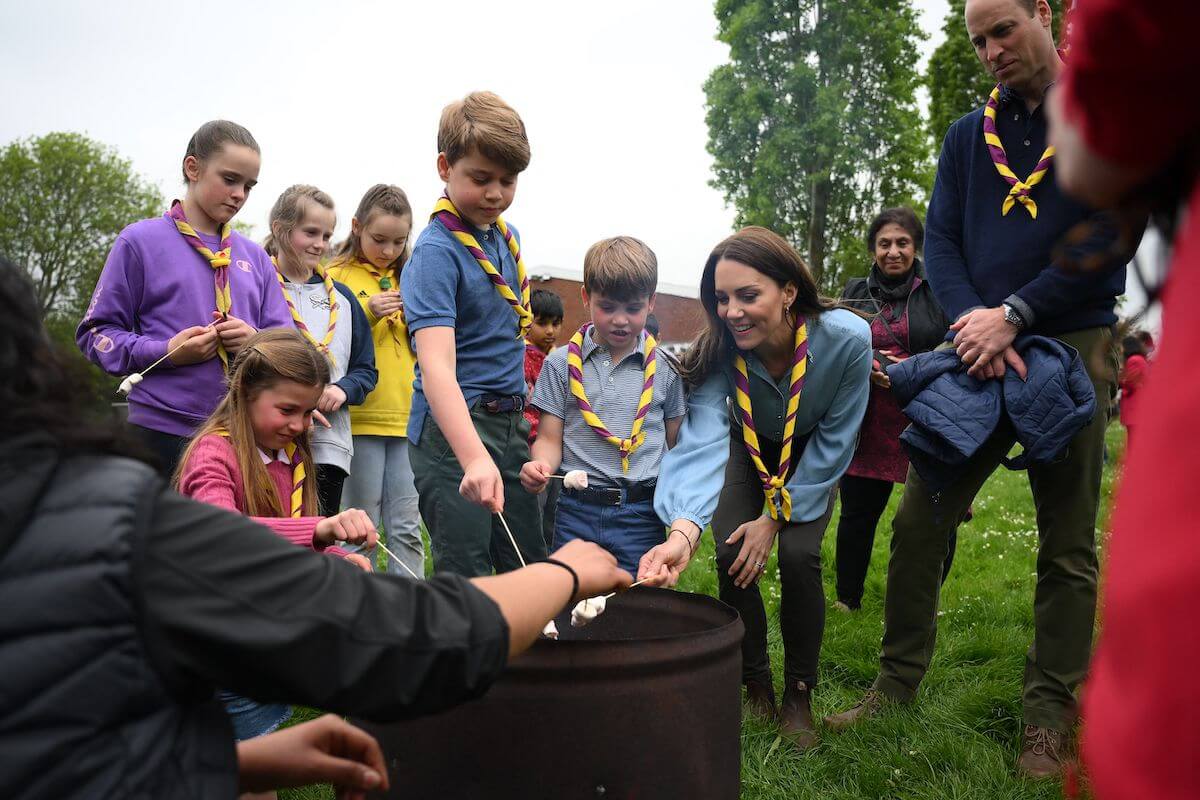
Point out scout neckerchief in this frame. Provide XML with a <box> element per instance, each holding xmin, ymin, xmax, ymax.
<box><xmin>732</xmin><ymin>321</ymin><xmax>808</xmax><ymax>520</ymax></box>
<box><xmin>168</xmin><ymin>200</ymin><xmax>233</xmax><ymax>368</ymax></box>
<box><xmin>214</xmin><ymin>429</ymin><xmax>305</xmax><ymax>518</ymax></box>
<box><xmin>352</xmin><ymin>258</ymin><xmax>408</xmax><ymax>351</ymax></box>
<box><xmin>982</xmin><ymin>85</ymin><xmax>1055</xmax><ymax>219</ymax></box>
<box><xmin>272</xmin><ymin>257</ymin><xmax>339</xmax><ymax>365</ymax></box>
<box><xmin>566</xmin><ymin>324</ymin><xmax>658</xmax><ymax>473</ymax></box>
<box><xmin>430</xmin><ymin>196</ymin><xmax>532</xmax><ymax>339</ymax></box>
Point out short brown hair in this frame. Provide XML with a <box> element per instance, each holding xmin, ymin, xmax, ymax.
<box><xmin>438</xmin><ymin>91</ymin><xmax>531</xmax><ymax>173</ymax></box>
<box><xmin>583</xmin><ymin>237</ymin><xmax>658</xmax><ymax>302</ymax></box>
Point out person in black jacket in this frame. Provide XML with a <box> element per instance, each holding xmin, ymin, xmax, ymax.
<box><xmin>0</xmin><ymin>257</ymin><xmax>631</xmax><ymax>800</ymax></box>
<box><xmin>836</xmin><ymin>208</ymin><xmax>957</xmax><ymax>611</ymax></box>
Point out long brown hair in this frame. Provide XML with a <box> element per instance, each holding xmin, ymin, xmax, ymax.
<box><xmin>181</xmin><ymin>120</ymin><xmax>259</xmax><ymax>183</ymax></box>
<box><xmin>680</xmin><ymin>226</ymin><xmax>846</xmax><ymax>387</ymax></box>
<box><xmin>174</xmin><ymin>329</ymin><xmax>329</xmax><ymax>517</ymax></box>
<box><xmin>327</xmin><ymin>184</ymin><xmax>414</xmax><ymax>273</ymax></box>
<box><xmin>263</xmin><ymin>184</ymin><xmax>336</xmax><ymax>264</ymax></box>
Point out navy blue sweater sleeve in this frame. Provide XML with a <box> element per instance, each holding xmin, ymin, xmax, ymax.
<box><xmin>333</xmin><ymin>281</ymin><xmax>377</xmax><ymax>406</ymax></box>
<box><xmin>924</xmin><ymin>122</ymin><xmax>986</xmax><ymax>323</ymax></box>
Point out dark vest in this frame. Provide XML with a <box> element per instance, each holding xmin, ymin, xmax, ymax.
<box><xmin>0</xmin><ymin>448</ymin><xmax>238</xmax><ymax>799</ymax></box>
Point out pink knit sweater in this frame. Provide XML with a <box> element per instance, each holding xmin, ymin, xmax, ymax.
<box><xmin>178</xmin><ymin>434</ymin><xmax>347</xmax><ymax>557</ymax></box>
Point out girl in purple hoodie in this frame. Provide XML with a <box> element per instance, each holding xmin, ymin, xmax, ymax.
<box><xmin>77</xmin><ymin>120</ymin><xmax>292</xmax><ymax>476</ymax></box>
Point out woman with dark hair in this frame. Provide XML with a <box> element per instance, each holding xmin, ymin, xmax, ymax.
<box><xmin>1118</xmin><ymin>334</ymin><xmax>1149</xmax><ymax>450</ymax></box>
<box><xmin>833</xmin><ymin>207</ymin><xmax>955</xmax><ymax>611</ymax></box>
<box><xmin>638</xmin><ymin>227</ymin><xmax>871</xmax><ymax>751</ymax></box>
<box><xmin>0</xmin><ymin>259</ymin><xmax>629</xmax><ymax>798</ymax></box>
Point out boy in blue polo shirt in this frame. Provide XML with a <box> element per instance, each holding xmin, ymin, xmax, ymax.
<box><xmin>401</xmin><ymin>91</ymin><xmax>546</xmax><ymax>577</ymax></box>
<box><xmin>520</xmin><ymin>237</ymin><xmax>687</xmax><ymax>574</ymax></box>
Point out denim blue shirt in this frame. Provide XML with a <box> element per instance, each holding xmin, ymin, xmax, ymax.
<box><xmin>655</xmin><ymin>308</ymin><xmax>871</xmax><ymax>527</ymax></box>
<box><xmin>401</xmin><ymin>216</ymin><xmax>528</xmax><ymax>443</ymax></box>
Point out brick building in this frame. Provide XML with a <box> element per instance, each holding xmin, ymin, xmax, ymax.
<box><xmin>528</xmin><ymin>265</ymin><xmax>706</xmax><ymax>355</ymax></box>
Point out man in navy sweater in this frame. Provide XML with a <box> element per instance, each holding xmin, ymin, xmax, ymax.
<box><xmin>826</xmin><ymin>0</ymin><xmax>1135</xmax><ymax>780</ymax></box>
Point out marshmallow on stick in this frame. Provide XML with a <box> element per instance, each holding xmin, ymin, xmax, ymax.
<box><xmin>542</xmin><ymin>620</ymin><xmax>560</xmax><ymax>640</ymax></box>
<box><xmin>561</xmin><ymin>470</ymin><xmax>589</xmax><ymax>490</ymax></box>
<box><xmin>570</xmin><ymin>595</ymin><xmax>608</xmax><ymax>627</ymax></box>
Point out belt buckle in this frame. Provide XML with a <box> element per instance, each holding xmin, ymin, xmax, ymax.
<box><xmin>483</xmin><ymin>398</ymin><xmax>501</xmax><ymax>413</ymax></box>
<box><xmin>603</xmin><ymin>487</ymin><xmax>623</xmax><ymax>506</ymax></box>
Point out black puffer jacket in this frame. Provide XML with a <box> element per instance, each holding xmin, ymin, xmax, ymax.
<box><xmin>0</xmin><ymin>433</ymin><xmax>510</xmax><ymax>799</ymax></box>
<box><xmin>840</xmin><ymin>259</ymin><xmax>950</xmax><ymax>355</ymax></box>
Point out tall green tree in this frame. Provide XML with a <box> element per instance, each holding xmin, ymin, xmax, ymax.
<box><xmin>0</xmin><ymin>132</ymin><xmax>162</xmax><ymax>320</ymax></box>
<box><xmin>704</xmin><ymin>0</ymin><xmax>931</xmax><ymax>291</ymax></box>
<box><xmin>926</xmin><ymin>0</ymin><xmax>1064</xmax><ymax>146</ymax></box>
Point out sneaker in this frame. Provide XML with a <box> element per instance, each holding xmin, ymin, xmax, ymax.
<box><xmin>779</xmin><ymin>681</ymin><xmax>818</xmax><ymax>751</ymax></box>
<box><xmin>823</xmin><ymin>689</ymin><xmax>887</xmax><ymax>732</ymax></box>
<box><xmin>1017</xmin><ymin>724</ymin><xmax>1068</xmax><ymax>780</ymax></box>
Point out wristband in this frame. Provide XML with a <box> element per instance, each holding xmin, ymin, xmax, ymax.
<box><xmin>538</xmin><ymin>558</ymin><xmax>579</xmax><ymax>601</ymax></box>
<box><xmin>669</xmin><ymin>528</ymin><xmax>697</xmax><ymax>554</ymax></box>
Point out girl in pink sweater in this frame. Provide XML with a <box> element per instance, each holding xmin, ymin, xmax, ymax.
<box><xmin>175</xmin><ymin>328</ymin><xmax>377</xmax><ymax>741</ymax></box>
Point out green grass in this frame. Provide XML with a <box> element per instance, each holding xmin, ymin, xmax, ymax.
<box><xmin>282</xmin><ymin>425</ymin><xmax>1124</xmax><ymax>799</ymax></box>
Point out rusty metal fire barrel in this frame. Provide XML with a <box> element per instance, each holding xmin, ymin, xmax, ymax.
<box><xmin>358</xmin><ymin>588</ymin><xmax>744</xmax><ymax>799</ymax></box>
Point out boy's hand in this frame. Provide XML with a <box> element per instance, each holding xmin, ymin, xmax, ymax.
<box><xmin>315</xmin><ymin>509</ymin><xmax>378</xmax><ymax>549</ymax></box>
<box><xmin>461</xmin><ymin>455</ymin><xmax>505</xmax><ymax>513</ymax></box>
<box><xmin>167</xmin><ymin>325</ymin><xmax>219</xmax><ymax>366</ymax></box>
<box><xmin>520</xmin><ymin>460</ymin><xmax>553</xmax><ymax>494</ymax></box>
<box><xmin>236</xmin><ymin>713</ymin><xmax>388</xmax><ymax>798</ymax></box>
<box><xmin>212</xmin><ymin>311</ymin><xmax>256</xmax><ymax>354</ymax></box>
<box><xmin>319</xmin><ymin>385</ymin><xmax>348</xmax><ymax>413</ymax></box>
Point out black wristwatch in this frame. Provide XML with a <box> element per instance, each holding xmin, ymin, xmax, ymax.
<box><xmin>1002</xmin><ymin>303</ymin><xmax>1026</xmax><ymax>330</ymax></box>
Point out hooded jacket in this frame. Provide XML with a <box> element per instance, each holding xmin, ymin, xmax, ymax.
<box><xmin>885</xmin><ymin>336</ymin><xmax>1097</xmax><ymax>492</ymax></box>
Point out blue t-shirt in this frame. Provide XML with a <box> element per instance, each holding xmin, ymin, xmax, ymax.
<box><xmin>401</xmin><ymin>216</ymin><xmax>528</xmax><ymax>443</ymax></box>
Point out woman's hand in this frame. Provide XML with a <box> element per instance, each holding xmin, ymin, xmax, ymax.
<box><xmin>315</xmin><ymin>509</ymin><xmax>378</xmax><ymax>549</ymax></box>
<box><xmin>726</xmin><ymin>514</ymin><xmax>784</xmax><ymax>589</ymax></box>
<box><xmin>637</xmin><ymin>519</ymin><xmax>701</xmax><ymax>587</ymax></box>
<box><xmin>236</xmin><ymin>714</ymin><xmax>388</xmax><ymax>799</ymax></box>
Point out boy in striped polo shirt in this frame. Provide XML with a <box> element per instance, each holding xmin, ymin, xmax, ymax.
<box><xmin>521</xmin><ymin>238</ymin><xmax>687</xmax><ymax>574</ymax></box>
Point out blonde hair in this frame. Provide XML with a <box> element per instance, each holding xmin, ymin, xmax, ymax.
<box><xmin>174</xmin><ymin>329</ymin><xmax>329</xmax><ymax>517</ymax></box>
<box><xmin>583</xmin><ymin>236</ymin><xmax>658</xmax><ymax>302</ymax></box>
<box><xmin>328</xmin><ymin>184</ymin><xmax>413</xmax><ymax>272</ymax></box>
<box><xmin>438</xmin><ymin>91</ymin><xmax>531</xmax><ymax>173</ymax></box>
<box><xmin>263</xmin><ymin>184</ymin><xmax>336</xmax><ymax>265</ymax></box>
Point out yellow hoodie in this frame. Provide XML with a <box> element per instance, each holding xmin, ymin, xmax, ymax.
<box><xmin>328</xmin><ymin>257</ymin><xmax>416</xmax><ymax>437</ymax></box>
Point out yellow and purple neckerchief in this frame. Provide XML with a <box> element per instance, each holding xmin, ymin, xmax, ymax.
<box><xmin>168</xmin><ymin>200</ymin><xmax>233</xmax><ymax>368</ymax></box>
<box><xmin>272</xmin><ymin>257</ymin><xmax>339</xmax><ymax>365</ymax></box>
<box><xmin>430</xmin><ymin>196</ymin><xmax>532</xmax><ymax>339</ymax></box>
<box><xmin>732</xmin><ymin>322</ymin><xmax>808</xmax><ymax>521</ymax></box>
<box><xmin>214</xmin><ymin>429</ymin><xmax>305</xmax><ymax>518</ymax></box>
<box><xmin>982</xmin><ymin>85</ymin><xmax>1055</xmax><ymax>219</ymax></box>
<box><xmin>566</xmin><ymin>324</ymin><xmax>658</xmax><ymax>473</ymax></box>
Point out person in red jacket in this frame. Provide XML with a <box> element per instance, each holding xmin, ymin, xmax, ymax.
<box><xmin>1117</xmin><ymin>335</ymin><xmax>1149</xmax><ymax>451</ymax></box>
<box><xmin>1050</xmin><ymin>1</ymin><xmax>1200</xmax><ymax>797</ymax></box>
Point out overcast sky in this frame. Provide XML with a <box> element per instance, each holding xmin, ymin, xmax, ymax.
<box><xmin>1</xmin><ymin>0</ymin><xmax>966</xmax><ymax>291</ymax></box>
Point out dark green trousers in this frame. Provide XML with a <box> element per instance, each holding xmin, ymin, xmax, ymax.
<box><xmin>410</xmin><ymin>406</ymin><xmax>546</xmax><ymax>578</ymax></box>
<box><xmin>873</xmin><ymin>327</ymin><xmax>1115</xmax><ymax>730</ymax></box>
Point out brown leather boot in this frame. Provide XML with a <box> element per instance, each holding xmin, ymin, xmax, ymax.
<box><xmin>1017</xmin><ymin>724</ymin><xmax>1068</xmax><ymax>780</ymax></box>
<box><xmin>743</xmin><ymin>681</ymin><xmax>777</xmax><ymax>719</ymax></box>
<box><xmin>778</xmin><ymin>681</ymin><xmax>818</xmax><ymax>751</ymax></box>
<box><xmin>823</xmin><ymin>688</ymin><xmax>887</xmax><ymax>732</ymax></box>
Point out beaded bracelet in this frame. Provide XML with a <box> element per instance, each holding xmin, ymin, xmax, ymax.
<box><xmin>538</xmin><ymin>558</ymin><xmax>580</xmax><ymax>601</ymax></box>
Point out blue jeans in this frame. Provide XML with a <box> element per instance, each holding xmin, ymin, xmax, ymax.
<box><xmin>553</xmin><ymin>493</ymin><xmax>665</xmax><ymax>575</ymax></box>
<box><xmin>218</xmin><ymin>690</ymin><xmax>290</xmax><ymax>741</ymax></box>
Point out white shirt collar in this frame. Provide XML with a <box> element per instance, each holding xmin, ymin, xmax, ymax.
<box><xmin>258</xmin><ymin>447</ymin><xmax>290</xmax><ymax>466</ymax></box>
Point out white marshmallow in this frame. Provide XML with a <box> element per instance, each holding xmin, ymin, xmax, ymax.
<box><xmin>563</xmin><ymin>470</ymin><xmax>589</xmax><ymax>490</ymax></box>
<box><xmin>118</xmin><ymin>373</ymin><xmax>144</xmax><ymax>395</ymax></box>
<box><xmin>570</xmin><ymin>595</ymin><xmax>608</xmax><ymax>627</ymax></box>
<box><xmin>541</xmin><ymin>620</ymin><xmax>559</xmax><ymax>640</ymax></box>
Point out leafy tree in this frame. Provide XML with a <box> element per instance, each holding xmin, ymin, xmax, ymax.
<box><xmin>0</xmin><ymin>132</ymin><xmax>162</xmax><ymax>321</ymax></box>
<box><xmin>926</xmin><ymin>0</ymin><xmax>1064</xmax><ymax>146</ymax></box>
<box><xmin>704</xmin><ymin>0</ymin><xmax>931</xmax><ymax>291</ymax></box>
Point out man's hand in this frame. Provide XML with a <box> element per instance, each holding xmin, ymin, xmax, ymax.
<box><xmin>950</xmin><ymin>307</ymin><xmax>1020</xmax><ymax>378</ymax></box>
<box><xmin>236</xmin><ymin>714</ymin><xmax>388</xmax><ymax>799</ymax></box>
<box><xmin>461</xmin><ymin>455</ymin><xmax>505</xmax><ymax>513</ymax></box>
<box><xmin>212</xmin><ymin>312</ymin><xmax>256</xmax><ymax>354</ymax></box>
<box><xmin>520</xmin><ymin>460</ymin><xmax>553</xmax><ymax>494</ymax></box>
<box><xmin>319</xmin><ymin>385</ymin><xmax>348</xmax><ymax>413</ymax></box>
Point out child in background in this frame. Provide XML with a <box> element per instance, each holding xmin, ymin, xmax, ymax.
<box><xmin>521</xmin><ymin>237</ymin><xmax>687</xmax><ymax>574</ymax></box>
<box><xmin>524</xmin><ymin>288</ymin><xmax>565</xmax><ymax>548</ymax></box>
<box><xmin>402</xmin><ymin>91</ymin><xmax>547</xmax><ymax>577</ymax></box>
<box><xmin>327</xmin><ymin>185</ymin><xmax>424</xmax><ymax>578</ymax></box>
<box><xmin>175</xmin><ymin>328</ymin><xmax>377</xmax><ymax>742</ymax></box>
<box><xmin>76</xmin><ymin>120</ymin><xmax>293</xmax><ymax>477</ymax></box>
<box><xmin>264</xmin><ymin>185</ymin><xmax>377</xmax><ymax>516</ymax></box>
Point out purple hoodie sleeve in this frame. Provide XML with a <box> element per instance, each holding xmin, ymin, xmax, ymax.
<box><xmin>75</xmin><ymin>234</ymin><xmax>170</xmax><ymax>375</ymax></box>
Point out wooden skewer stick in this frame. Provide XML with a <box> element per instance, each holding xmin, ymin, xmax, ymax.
<box><xmin>374</xmin><ymin>540</ymin><xmax>422</xmax><ymax>581</ymax></box>
<box><xmin>603</xmin><ymin>577</ymin><xmax>653</xmax><ymax>600</ymax></box>
<box><xmin>496</xmin><ymin>511</ymin><xmax>528</xmax><ymax>568</ymax></box>
<box><xmin>116</xmin><ymin>319</ymin><xmax>219</xmax><ymax>394</ymax></box>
